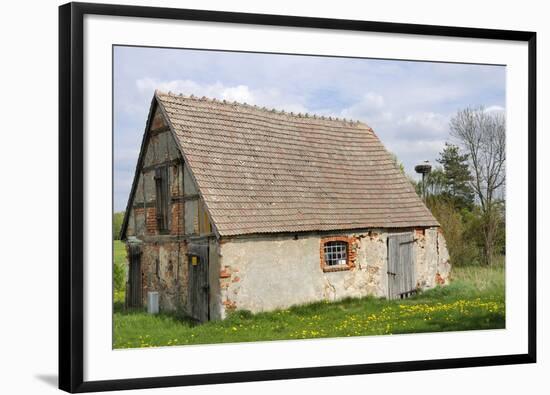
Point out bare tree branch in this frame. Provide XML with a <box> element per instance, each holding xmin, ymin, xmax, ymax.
<box><xmin>449</xmin><ymin>106</ymin><xmax>506</xmax><ymax>264</ymax></box>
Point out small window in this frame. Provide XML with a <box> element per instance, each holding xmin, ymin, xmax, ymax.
<box><xmin>324</xmin><ymin>241</ymin><xmax>348</xmax><ymax>266</ymax></box>
<box><xmin>154</xmin><ymin>166</ymin><xmax>170</xmax><ymax>232</ymax></box>
<box><xmin>320</xmin><ymin>238</ymin><xmax>353</xmax><ymax>272</ymax></box>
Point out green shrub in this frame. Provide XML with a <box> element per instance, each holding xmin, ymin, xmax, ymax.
<box><xmin>113</xmin><ymin>240</ymin><xmax>127</xmax><ymax>295</ymax></box>
<box><xmin>429</xmin><ymin>198</ymin><xmax>480</xmax><ymax>266</ymax></box>
<box><xmin>113</xmin><ymin>212</ymin><xmax>125</xmax><ymax>240</ymax></box>
<box><xmin>114</xmin><ymin>261</ymin><xmax>126</xmax><ymax>294</ymax></box>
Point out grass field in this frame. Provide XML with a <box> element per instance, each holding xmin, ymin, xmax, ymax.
<box><xmin>113</xmin><ymin>242</ymin><xmax>505</xmax><ymax>348</ymax></box>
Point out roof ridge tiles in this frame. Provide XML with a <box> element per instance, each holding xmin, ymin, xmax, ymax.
<box><xmin>155</xmin><ymin>89</ymin><xmax>361</xmax><ymax>126</ymax></box>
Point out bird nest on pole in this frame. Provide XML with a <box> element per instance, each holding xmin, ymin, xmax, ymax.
<box><xmin>414</xmin><ymin>162</ymin><xmax>432</xmax><ymax>174</ymax></box>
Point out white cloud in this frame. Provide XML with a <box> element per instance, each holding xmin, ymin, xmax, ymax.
<box><xmin>388</xmin><ymin>139</ymin><xmax>446</xmax><ymax>156</ymax></box>
<box><xmin>339</xmin><ymin>92</ymin><xmax>449</xmax><ymax>139</ymax></box>
<box><xmin>219</xmin><ymin>85</ymin><xmax>254</xmax><ymax>102</ymax></box>
<box><xmin>340</xmin><ymin>92</ymin><xmax>387</xmax><ymax>120</ymax></box>
<box><xmin>396</xmin><ymin>112</ymin><xmax>449</xmax><ymax>138</ymax></box>
<box><xmin>137</xmin><ymin>78</ymin><xmax>255</xmax><ymax>103</ymax></box>
<box><xmin>135</xmin><ymin>78</ymin><xmax>308</xmax><ymax>113</ymax></box>
<box><xmin>484</xmin><ymin>105</ymin><xmax>506</xmax><ymax>114</ymax></box>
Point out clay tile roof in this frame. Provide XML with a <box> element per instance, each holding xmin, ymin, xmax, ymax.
<box><xmin>155</xmin><ymin>91</ymin><xmax>439</xmax><ymax>236</ymax></box>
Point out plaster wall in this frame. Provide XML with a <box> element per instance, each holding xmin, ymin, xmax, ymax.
<box><xmin>214</xmin><ymin>228</ymin><xmax>450</xmax><ymax>318</ymax></box>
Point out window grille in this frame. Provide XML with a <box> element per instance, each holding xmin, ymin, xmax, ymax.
<box><xmin>324</xmin><ymin>241</ymin><xmax>348</xmax><ymax>266</ymax></box>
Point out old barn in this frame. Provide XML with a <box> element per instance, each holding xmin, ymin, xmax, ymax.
<box><xmin>120</xmin><ymin>91</ymin><xmax>451</xmax><ymax>322</ymax></box>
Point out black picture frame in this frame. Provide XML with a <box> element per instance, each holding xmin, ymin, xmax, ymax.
<box><xmin>59</xmin><ymin>2</ymin><xmax>537</xmax><ymax>392</ymax></box>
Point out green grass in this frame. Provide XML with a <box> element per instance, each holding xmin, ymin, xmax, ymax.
<box><xmin>113</xmin><ymin>256</ymin><xmax>505</xmax><ymax>349</ymax></box>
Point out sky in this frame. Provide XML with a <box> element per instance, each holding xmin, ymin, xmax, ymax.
<box><xmin>113</xmin><ymin>46</ymin><xmax>505</xmax><ymax>212</ymax></box>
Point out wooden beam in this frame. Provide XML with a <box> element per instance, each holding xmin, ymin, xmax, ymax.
<box><xmin>141</xmin><ymin>158</ymin><xmax>182</xmax><ymax>173</ymax></box>
<box><xmin>132</xmin><ymin>195</ymin><xmax>198</xmax><ymax>209</ymax></box>
<box><xmin>138</xmin><ymin>233</ymin><xmax>215</xmax><ymax>243</ymax></box>
<box><xmin>172</xmin><ymin>194</ymin><xmax>200</xmax><ymax>202</ymax></box>
<box><xmin>132</xmin><ymin>201</ymin><xmax>155</xmax><ymax>209</ymax></box>
<box><xmin>149</xmin><ymin>125</ymin><xmax>170</xmax><ymax>135</ymax></box>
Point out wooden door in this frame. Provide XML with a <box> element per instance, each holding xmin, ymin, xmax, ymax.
<box><xmin>187</xmin><ymin>243</ymin><xmax>209</xmax><ymax>322</ymax></box>
<box><xmin>387</xmin><ymin>233</ymin><xmax>416</xmax><ymax>299</ymax></box>
<box><xmin>127</xmin><ymin>243</ymin><xmax>142</xmax><ymax>308</ymax></box>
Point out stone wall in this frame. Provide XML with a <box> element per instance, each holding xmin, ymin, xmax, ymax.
<box><xmin>136</xmin><ymin>241</ymin><xmax>189</xmax><ymax>312</ymax></box>
<box><xmin>208</xmin><ymin>238</ymin><xmax>223</xmax><ymax>320</ymax></box>
<box><xmin>213</xmin><ymin>228</ymin><xmax>450</xmax><ymax>319</ymax></box>
<box><xmin>414</xmin><ymin>228</ymin><xmax>451</xmax><ymax>288</ymax></box>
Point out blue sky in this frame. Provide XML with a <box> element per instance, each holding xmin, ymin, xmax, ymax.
<box><xmin>114</xmin><ymin>46</ymin><xmax>505</xmax><ymax>212</ymax></box>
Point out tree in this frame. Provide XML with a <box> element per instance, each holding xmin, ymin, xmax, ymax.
<box><xmin>415</xmin><ymin>166</ymin><xmax>446</xmax><ymax>197</ymax></box>
<box><xmin>428</xmin><ymin>198</ymin><xmax>480</xmax><ymax>266</ymax></box>
<box><xmin>449</xmin><ymin>106</ymin><xmax>505</xmax><ymax>265</ymax></box>
<box><xmin>437</xmin><ymin>143</ymin><xmax>474</xmax><ymax>209</ymax></box>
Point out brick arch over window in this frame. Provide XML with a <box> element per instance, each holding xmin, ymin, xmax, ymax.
<box><xmin>320</xmin><ymin>236</ymin><xmax>356</xmax><ymax>272</ymax></box>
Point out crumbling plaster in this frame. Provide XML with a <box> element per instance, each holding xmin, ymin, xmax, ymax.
<box><xmin>213</xmin><ymin>228</ymin><xmax>450</xmax><ymax>319</ymax></box>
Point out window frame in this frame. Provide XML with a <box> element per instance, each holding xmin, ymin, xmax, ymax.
<box><xmin>320</xmin><ymin>236</ymin><xmax>354</xmax><ymax>272</ymax></box>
